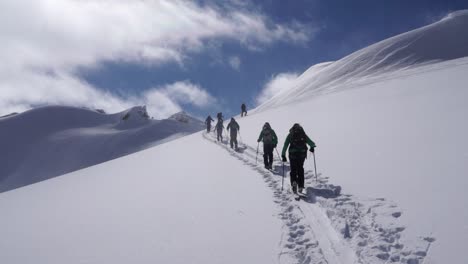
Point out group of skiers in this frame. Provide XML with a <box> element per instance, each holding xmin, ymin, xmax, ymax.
<box><xmin>257</xmin><ymin>122</ymin><xmax>315</xmax><ymax>193</ymax></box>
<box><xmin>205</xmin><ymin>112</ymin><xmax>241</xmax><ymax>150</ymax></box>
<box><xmin>205</xmin><ymin>103</ymin><xmax>316</xmax><ymax>194</ymax></box>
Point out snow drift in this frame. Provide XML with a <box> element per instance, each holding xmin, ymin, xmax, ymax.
<box><xmin>0</xmin><ymin>106</ymin><xmax>203</xmax><ymax>192</ymax></box>
<box><xmin>258</xmin><ymin>10</ymin><xmax>468</xmax><ymax>109</ymax></box>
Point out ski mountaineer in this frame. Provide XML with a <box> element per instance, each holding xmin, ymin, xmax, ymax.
<box><xmin>281</xmin><ymin>123</ymin><xmax>316</xmax><ymax>194</ymax></box>
<box><xmin>226</xmin><ymin>118</ymin><xmax>240</xmax><ymax>150</ymax></box>
<box><xmin>257</xmin><ymin>122</ymin><xmax>278</xmax><ymax>170</ymax></box>
<box><xmin>216</xmin><ymin>112</ymin><xmax>223</xmax><ymax>122</ymax></box>
<box><xmin>241</xmin><ymin>103</ymin><xmax>247</xmax><ymax>117</ymax></box>
<box><xmin>215</xmin><ymin>119</ymin><xmax>224</xmax><ymax>142</ymax></box>
<box><xmin>205</xmin><ymin>115</ymin><xmax>214</xmax><ymax>132</ymax></box>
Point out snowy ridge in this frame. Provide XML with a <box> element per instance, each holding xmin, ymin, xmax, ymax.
<box><xmin>0</xmin><ymin>106</ymin><xmax>203</xmax><ymax>192</ymax></box>
<box><xmin>257</xmin><ymin>10</ymin><xmax>468</xmax><ymax>110</ymax></box>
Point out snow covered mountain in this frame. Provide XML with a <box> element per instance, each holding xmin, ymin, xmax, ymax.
<box><xmin>1</xmin><ymin>10</ymin><xmax>468</xmax><ymax>264</ymax></box>
<box><xmin>0</xmin><ymin>105</ymin><xmax>203</xmax><ymax>192</ymax></box>
<box><xmin>257</xmin><ymin>10</ymin><xmax>468</xmax><ymax>110</ymax></box>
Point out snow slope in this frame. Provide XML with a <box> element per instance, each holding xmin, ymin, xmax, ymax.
<box><xmin>0</xmin><ymin>132</ymin><xmax>284</xmax><ymax>264</ymax></box>
<box><xmin>257</xmin><ymin>10</ymin><xmax>468</xmax><ymax>110</ymax></box>
<box><xmin>0</xmin><ymin>106</ymin><xmax>203</xmax><ymax>192</ymax></box>
<box><xmin>1</xmin><ymin>10</ymin><xmax>468</xmax><ymax>264</ymax></box>
<box><xmin>239</xmin><ymin>57</ymin><xmax>468</xmax><ymax>263</ymax></box>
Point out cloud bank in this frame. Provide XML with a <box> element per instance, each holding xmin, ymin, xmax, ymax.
<box><xmin>0</xmin><ymin>0</ymin><xmax>312</xmax><ymax>117</ymax></box>
<box><xmin>256</xmin><ymin>72</ymin><xmax>299</xmax><ymax>105</ymax></box>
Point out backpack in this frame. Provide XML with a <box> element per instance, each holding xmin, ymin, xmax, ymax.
<box><xmin>290</xmin><ymin>125</ymin><xmax>306</xmax><ymax>150</ymax></box>
<box><xmin>263</xmin><ymin>129</ymin><xmax>273</xmax><ymax>143</ymax></box>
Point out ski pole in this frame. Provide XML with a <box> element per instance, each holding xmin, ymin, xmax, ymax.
<box><xmin>238</xmin><ymin>131</ymin><xmax>243</xmax><ymax>145</ymax></box>
<box><xmin>274</xmin><ymin>148</ymin><xmax>281</xmax><ymax>160</ymax></box>
<box><xmin>275</xmin><ymin>148</ymin><xmax>284</xmax><ymax>191</ymax></box>
<box><xmin>313</xmin><ymin>151</ymin><xmax>318</xmax><ymax>181</ymax></box>
<box><xmin>256</xmin><ymin>142</ymin><xmax>259</xmax><ymax>164</ymax></box>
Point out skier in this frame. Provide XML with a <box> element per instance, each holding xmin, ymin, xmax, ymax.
<box><xmin>281</xmin><ymin>123</ymin><xmax>316</xmax><ymax>194</ymax></box>
<box><xmin>216</xmin><ymin>112</ymin><xmax>223</xmax><ymax>122</ymax></box>
<box><xmin>227</xmin><ymin>118</ymin><xmax>240</xmax><ymax>149</ymax></box>
<box><xmin>257</xmin><ymin>122</ymin><xmax>278</xmax><ymax>170</ymax></box>
<box><xmin>205</xmin><ymin>115</ymin><xmax>214</xmax><ymax>132</ymax></box>
<box><xmin>241</xmin><ymin>103</ymin><xmax>247</xmax><ymax>117</ymax></box>
<box><xmin>215</xmin><ymin>119</ymin><xmax>224</xmax><ymax>142</ymax></box>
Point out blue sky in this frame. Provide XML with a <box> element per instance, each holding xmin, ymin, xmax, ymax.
<box><xmin>2</xmin><ymin>0</ymin><xmax>467</xmax><ymax>119</ymax></box>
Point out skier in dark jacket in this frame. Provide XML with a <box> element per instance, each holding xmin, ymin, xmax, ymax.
<box><xmin>257</xmin><ymin>122</ymin><xmax>278</xmax><ymax>170</ymax></box>
<box><xmin>227</xmin><ymin>118</ymin><xmax>240</xmax><ymax>149</ymax></box>
<box><xmin>281</xmin><ymin>123</ymin><xmax>316</xmax><ymax>194</ymax></box>
<box><xmin>215</xmin><ymin>119</ymin><xmax>224</xmax><ymax>142</ymax></box>
<box><xmin>241</xmin><ymin>103</ymin><xmax>247</xmax><ymax>117</ymax></box>
<box><xmin>216</xmin><ymin>112</ymin><xmax>223</xmax><ymax>122</ymax></box>
<box><xmin>205</xmin><ymin>115</ymin><xmax>214</xmax><ymax>132</ymax></box>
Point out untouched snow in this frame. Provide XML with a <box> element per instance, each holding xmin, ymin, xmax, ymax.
<box><xmin>0</xmin><ymin>106</ymin><xmax>203</xmax><ymax>192</ymax></box>
<box><xmin>258</xmin><ymin>10</ymin><xmax>468</xmax><ymax>109</ymax></box>
<box><xmin>0</xmin><ymin>133</ymin><xmax>283</xmax><ymax>264</ymax></box>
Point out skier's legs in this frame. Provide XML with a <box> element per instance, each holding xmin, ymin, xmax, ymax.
<box><xmin>262</xmin><ymin>144</ymin><xmax>273</xmax><ymax>168</ymax></box>
<box><xmin>289</xmin><ymin>157</ymin><xmax>298</xmax><ymax>186</ymax></box>
<box><xmin>267</xmin><ymin>149</ymin><xmax>273</xmax><ymax>167</ymax></box>
<box><xmin>263</xmin><ymin>143</ymin><xmax>271</xmax><ymax>167</ymax></box>
<box><xmin>231</xmin><ymin>133</ymin><xmax>238</xmax><ymax>149</ymax></box>
<box><xmin>297</xmin><ymin>157</ymin><xmax>306</xmax><ymax>188</ymax></box>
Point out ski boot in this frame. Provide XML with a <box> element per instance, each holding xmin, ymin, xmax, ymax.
<box><xmin>292</xmin><ymin>182</ymin><xmax>297</xmax><ymax>194</ymax></box>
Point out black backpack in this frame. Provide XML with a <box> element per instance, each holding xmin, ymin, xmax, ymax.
<box><xmin>290</xmin><ymin>125</ymin><xmax>306</xmax><ymax>150</ymax></box>
<box><xmin>263</xmin><ymin>129</ymin><xmax>273</xmax><ymax>143</ymax></box>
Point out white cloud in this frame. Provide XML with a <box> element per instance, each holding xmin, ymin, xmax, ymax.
<box><xmin>228</xmin><ymin>56</ymin><xmax>241</xmax><ymax>70</ymax></box>
<box><xmin>256</xmin><ymin>72</ymin><xmax>299</xmax><ymax>105</ymax></box>
<box><xmin>0</xmin><ymin>0</ymin><xmax>314</xmax><ymax>117</ymax></box>
<box><xmin>143</xmin><ymin>81</ymin><xmax>218</xmax><ymax>119</ymax></box>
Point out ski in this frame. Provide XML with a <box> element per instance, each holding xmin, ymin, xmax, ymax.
<box><xmin>295</xmin><ymin>192</ymin><xmax>307</xmax><ymax>201</ymax></box>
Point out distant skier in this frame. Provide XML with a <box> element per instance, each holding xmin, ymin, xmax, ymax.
<box><xmin>227</xmin><ymin>118</ymin><xmax>240</xmax><ymax>149</ymax></box>
<box><xmin>281</xmin><ymin>123</ymin><xmax>316</xmax><ymax>194</ymax></box>
<box><xmin>241</xmin><ymin>103</ymin><xmax>247</xmax><ymax>117</ymax></box>
<box><xmin>257</xmin><ymin>122</ymin><xmax>278</xmax><ymax>170</ymax></box>
<box><xmin>217</xmin><ymin>112</ymin><xmax>223</xmax><ymax>122</ymax></box>
<box><xmin>205</xmin><ymin>115</ymin><xmax>214</xmax><ymax>132</ymax></box>
<box><xmin>215</xmin><ymin>119</ymin><xmax>224</xmax><ymax>142</ymax></box>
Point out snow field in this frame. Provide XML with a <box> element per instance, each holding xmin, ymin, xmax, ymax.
<box><xmin>0</xmin><ymin>132</ymin><xmax>282</xmax><ymax>264</ymax></box>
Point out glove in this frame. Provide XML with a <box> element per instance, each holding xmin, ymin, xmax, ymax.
<box><xmin>257</xmin><ymin>139</ymin><xmax>261</xmax><ymax>143</ymax></box>
<box><xmin>309</xmin><ymin>147</ymin><xmax>315</xmax><ymax>153</ymax></box>
<box><xmin>282</xmin><ymin>155</ymin><xmax>287</xmax><ymax>162</ymax></box>
<box><xmin>273</xmin><ymin>144</ymin><xmax>277</xmax><ymax>148</ymax></box>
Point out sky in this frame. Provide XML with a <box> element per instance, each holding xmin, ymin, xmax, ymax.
<box><xmin>1</xmin><ymin>0</ymin><xmax>467</xmax><ymax>119</ymax></box>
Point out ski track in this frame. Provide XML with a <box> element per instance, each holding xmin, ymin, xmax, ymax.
<box><xmin>203</xmin><ymin>131</ymin><xmax>433</xmax><ymax>264</ymax></box>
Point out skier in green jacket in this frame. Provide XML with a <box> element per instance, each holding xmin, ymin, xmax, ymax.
<box><xmin>281</xmin><ymin>123</ymin><xmax>316</xmax><ymax>194</ymax></box>
<box><xmin>257</xmin><ymin>122</ymin><xmax>278</xmax><ymax>170</ymax></box>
